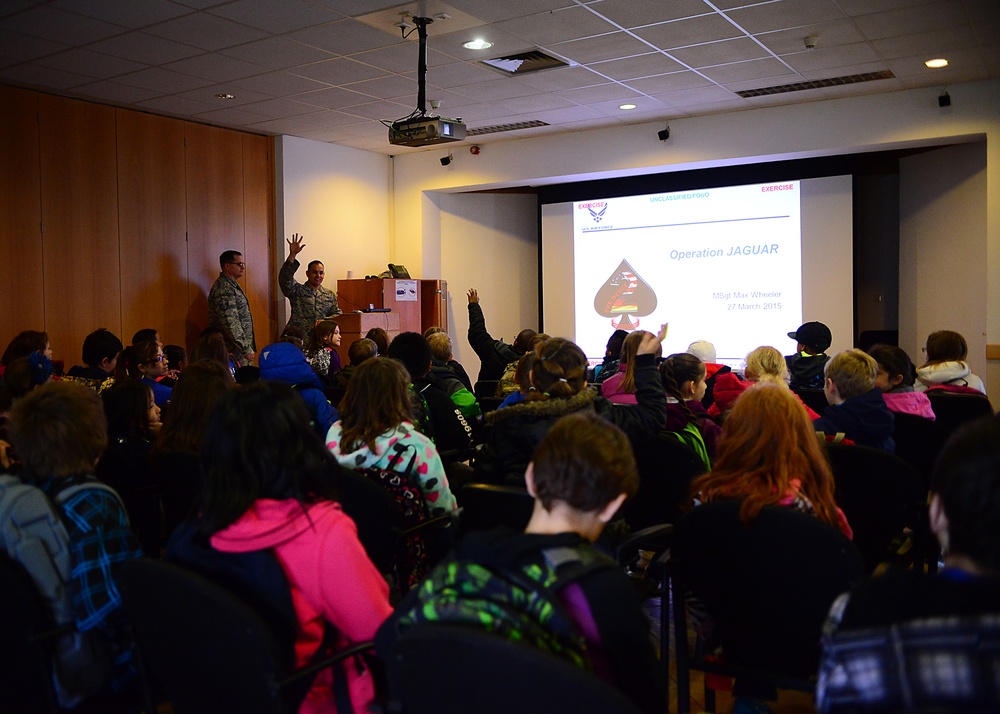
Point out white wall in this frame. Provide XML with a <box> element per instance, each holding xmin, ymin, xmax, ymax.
<box><xmin>275</xmin><ymin>136</ymin><xmax>392</xmax><ymax>328</ymax></box>
<box><xmin>900</xmin><ymin>142</ymin><xmax>990</xmax><ymax>403</ymax></box>
<box><xmin>389</xmin><ymin>79</ymin><xmax>1000</xmax><ymax>398</ymax></box>
<box><xmin>437</xmin><ymin>193</ymin><xmax>539</xmax><ymax>380</ymax></box>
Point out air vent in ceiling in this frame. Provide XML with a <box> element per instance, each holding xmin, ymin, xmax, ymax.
<box><xmin>480</xmin><ymin>50</ymin><xmax>569</xmax><ymax>76</ymax></box>
<box><xmin>735</xmin><ymin>70</ymin><xmax>895</xmax><ymax>98</ymax></box>
<box><xmin>467</xmin><ymin>120</ymin><xmax>550</xmax><ymax>136</ymax></box>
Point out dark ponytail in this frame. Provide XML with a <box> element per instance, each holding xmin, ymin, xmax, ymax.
<box><xmin>659</xmin><ymin>353</ymin><xmax>705</xmax><ymax>425</ymax></box>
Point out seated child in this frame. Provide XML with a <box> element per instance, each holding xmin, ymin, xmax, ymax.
<box><xmin>819</xmin><ymin>415</ymin><xmax>1000</xmax><ymax>711</ymax></box>
<box><xmin>377</xmin><ymin>411</ymin><xmax>664</xmax><ymax>713</ymax></box>
<box><xmin>785</xmin><ymin>321</ymin><xmax>832</xmax><ymax>390</ymax></box>
<box><xmin>813</xmin><ymin>349</ymin><xmax>895</xmax><ymax>452</ymax></box>
<box><xmin>867</xmin><ymin>344</ymin><xmax>935</xmax><ymax>420</ymax></box>
<box><xmin>914</xmin><ymin>329</ymin><xmax>987</xmax><ymax>395</ymax></box>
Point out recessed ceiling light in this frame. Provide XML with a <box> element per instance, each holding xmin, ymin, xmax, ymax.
<box><xmin>619</xmin><ymin>103</ymin><xmax>637</xmax><ymax>110</ymax></box>
<box><xmin>463</xmin><ymin>39</ymin><xmax>493</xmax><ymax>50</ymax></box>
<box><xmin>924</xmin><ymin>58</ymin><xmax>948</xmax><ymax>68</ymax></box>
<box><xmin>215</xmin><ymin>93</ymin><xmax>236</xmax><ymax>100</ymax></box>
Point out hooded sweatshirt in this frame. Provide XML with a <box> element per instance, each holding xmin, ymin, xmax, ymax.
<box><xmin>914</xmin><ymin>361</ymin><xmax>986</xmax><ymax>394</ymax></box>
<box><xmin>211</xmin><ymin>499</ymin><xmax>392</xmax><ymax>714</ymax></box>
<box><xmin>326</xmin><ymin>421</ymin><xmax>458</xmax><ymax>516</ymax></box>
<box><xmin>813</xmin><ymin>388</ymin><xmax>896</xmax><ymax>453</ymax></box>
<box><xmin>259</xmin><ymin>342</ymin><xmax>338</xmax><ymax>435</ymax></box>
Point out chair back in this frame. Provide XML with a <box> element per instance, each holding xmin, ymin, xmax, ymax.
<box><xmin>672</xmin><ymin>501</ymin><xmax>864</xmax><ymax>679</ymax></box>
<box><xmin>386</xmin><ymin>624</ymin><xmax>641</xmax><ymax>714</ymax></box>
<box><xmin>0</xmin><ymin>554</ymin><xmax>60</xmax><ymax>714</ymax></box>
<box><xmin>336</xmin><ymin>468</ymin><xmax>408</xmax><ymax>576</ymax></box>
<box><xmin>891</xmin><ymin>412</ymin><xmax>950</xmax><ymax>488</ymax></box>
<box><xmin>120</xmin><ymin>558</ymin><xmax>289</xmax><ymax>714</ymax></box>
<box><xmin>793</xmin><ymin>387</ymin><xmax>830</xmax><ymax>416</ymax></box>
<box><xmin>625</xmin><ymin>432</ymin><xmax>706</xmax><ymax>529</ymax></box>
<box><xmin>473</xmin><ymin>380</ymin><xmax>500</xmax><ymax>400</ymax></box>
<box><xmin>925</xmin><ymin>389</ymin><xmax>994</xmax><ymax>433</ymax></box>
<box><xmin>457</xmin><ymin>483</ymin><xmax>534</xmax><ymax>536</ymax></box>
<box><xmin>825</xmin><ymin>443</ymin><xmax>928</xmax><ymax>572</ymax></box>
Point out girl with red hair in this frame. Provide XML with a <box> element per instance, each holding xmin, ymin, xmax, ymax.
<box><xmin>691</xmin><ymin>382</ymin><xmax>852</xmax><ymax>538</ymax></box>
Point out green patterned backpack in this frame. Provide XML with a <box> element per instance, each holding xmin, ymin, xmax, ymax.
<box><xmin>393</xmin><ymin>544</ymin><xmax>616</xmax><ymax>669</ymax></box>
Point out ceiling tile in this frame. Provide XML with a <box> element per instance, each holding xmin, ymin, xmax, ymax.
<box><xmin>142</xmin><ymin>12</ymin><xmax>268</xmax><ymax>51</ymax></box>
<box><xmin>116</xmin><ymin>66</ymin><xmax>218</xmax><ymax>93</ymax></box>
<box><xmin>724</xmin><ymin>0</ymin><xmax>845</xmax><ymax>35</ymax></box>
<box><xmin>409</xmin><ymin>59</ymin><xmax>499</xmax><ymax>88</ymax></box>
<box><xmin>633</xmin><ymin>14</ymin><xmax>743</xmax><ymax>51</ymax></box>
<box><xmin>797</xmin><ymin>60</ymin><xmax>891</xmax><ymax>80</ymax></box>
<box><xmin>851</xmin><ymin>1</ymin><xmax>968</xmax><ymax>41</ymax></box>
<box><xmin>192</xmin><ymin>104</ymin><xmax>272</xmax><ymax>125</ymax></box>
<box><xmin>342</xmin><ymin>74</ymin><xmax>418</xmax><ymax>100</ymax></box>
<box><xmin>587</xmin><ymin>52</ymin><xmax>685</xmax><ymax>80</ymax></box>
<box><xmin>754</xmin><ymin>19</ymin><xmax>866</xmax><ymax>55</ymax></box>
<box><xmin>73</xmin><ymin>79</ymin><xmax>161</xmax><ymax>104</ymax></box>
<box><xmin>0</xmin><ymin>5</ymin><xmax>125</xmax><ymax>45</ymax></box>
<box><xmin>0</xmin><ymin>62</ymin><xmax>95</xmax><ymax>89</ymax></box>
<box><xmin>439</xmin><ymin>0</ymin><xmax>572</xmax><ymax>24</ymax></box>
<box><xmin>87</xmin><ymin>31</ymin><xmax>206</xmax><ymax>65</ymax></box>
<box><xmin>448</xmin><ymin>75</ymin><xmax>544</xmax><ymax>101</ymax></box>
<box><xmin>781</xmin><ymin>42</ymin><xmax>883</xmax><ymax>73</ymax></box>
<box><xmin>654</xmin><ymin>84</ymin><xmax>736</xmax><ymax>107</ymax></box>
<box><xmin>135</xmin><ymin>94</ymin><xmax>219</xmax><ymax>115</ymax></box>
<box><xmin>51</xmin><ymin>0</ymin><xmax>191</xmax><ymax>29</ymax></box>
<box><xmin>231</xmin><ymin>70</ymin><xmax>331</xmax><ymax>96</ymax></box>
<box><xmin>289</xmin><ymin>57</ymin><xmax>387</xmax><ymax>84</ymax></box>
<box><xmin>305</xmin><ymin>0</ymin><xmax>394</xmax><ymax>17</ymax></box>
<box><xmin>430</xmin><ymin>26</ymin><xmax>537</xmax><ymax>62</ymax></box>
<box><xmin>622</xmin><ymin>70</ymin><xmax>713</xmax><ymax>95</ymax></box>
<box><xmin>175</xmin><ymin>84</ymin><xmax>271</xmax><ymax>105</ymax></box>
<box><xmin>0</xmin><ymin>30</ymin><xmax>68</xmax><ymax>65</ymax></box>
<box><xmin>294</xmin><ymin>85</ymin><xmax>379</xmax><ymax>109</ymax></box>
<box><xmin>349</xmin><ymin>44</ymin><xmax>423</xmax><ymax>74</ymax></box>
<box><xmin>585</xmin><ymin>95</ymin><xmax>667</xmax><ymax>117</ymax></box>
<box><xmin>558</xmin><ymin>81</ymin><xmax>641</xmax><ymax>104</ymax></box>
<box><xmin>529</xmin><ymin>104</ymin><xmax>604</xmax><ymax>124</ymax></box>
<box><xmin>208</xmin><ymin>0</ymin><xmax>341</xmax><ymax>34</ymax></box>
<box><xmin>1</xmin><ymin>0</ymin><xmax>48</xmax><ymax>18</ymax></box>
<box><xmin>722</xmin><ymin>73</ymin><xmax>802</xmax><ymax>92</ymax></box>
<box><xmin>247</xmin><ymin>110</ymin><xmax>365</xmax><ymax>134</ymax></box>
<box><xmin>340</xmin><ymin>100</ymin><xmax>414</xmax><ymax>120</ymax></box>
<box><xmin>290</xmin><ymin>19</ymin><xmax>402</xmax><ymax>55</ymax></box>
<box><xmin>871</xmin><ymin>26</ymin><xmax>972</xmax><ymax>60</ymax></box>
<box><xmin>699</xmin><ymin>56</ymin><xmax>792</xmax><ymax>84</ymax></box>
<box><xmin>515</xmin><ymin>64</ymin><xmax>608</xmax><ymax>91</ymax></box>
<box><xmin>886</xmin><ymin>47</ymin><xmax>987</xmax><ymax>78</ymax></box>
<box><xmin>237</xmin><ymin>96</ymin><xmax>329</xmax><ymax>118</ymax></box>
<box><xmin>834</xmin><ymin>0</ymin><xmax>939</xmax><ymax>14</ymax></box>
<box><xmin>669</xmin><ymin>37</ymin><xmax>770</xmax><ymax>68</ymax></box>
<box><xmin>35</xmin><ymin>47</ymin><xmax>147</xmax><ymax>79</ymax></box>
<box><xmin>220</xmin><ymin>37</ymin><xmax>337</xmax><ymax>69</ymax></box>
<box><xmin>164</xmin><ymin>52</ymin><xmax>267</xmax><ymax>82</ymax></box>
<box><xmin>497</xmin><ymin>92</ymin><xmax>577</xmax><ymax>113</ymax></box>
<box><xmin>550</xmin><ymin>31</ymin><xmax>654</xmax><ymax>65</ymax></box>
<box><xmin>585</xmin><ymin>0</ymin><xmax>714</xmax><ymax>29</ymax></box>
<box><xmin>495</xmin><ymin>6</ymin><xmax>617</xmax><ymax>45</ymax></box>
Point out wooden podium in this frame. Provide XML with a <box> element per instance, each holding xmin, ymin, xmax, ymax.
<box><xmin>332</xmin><ymin>311</ymin><xmax>400</xmax><ymax>366</ymax></box>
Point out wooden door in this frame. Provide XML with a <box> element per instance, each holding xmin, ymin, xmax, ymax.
<box><xmin>241</xmin><ymin>133</ymin><xmax>276</xmax><ymax>346</ymax></box>
<box><xmin>38</xmin><ymin>94</ymin><xmax>120</xmax><ymax>366</ymax></box>
<box><xmin>116</xmin><ymin>109</ymin><xmax>188</xmax><ymax>347</ymax></box>
<box><xmin>0</xmin><ymin>86</ymin><xmax>44</xmax><ymax>348</ymax></box>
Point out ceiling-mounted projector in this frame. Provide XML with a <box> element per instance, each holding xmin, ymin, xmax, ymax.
<box><xmin>389</xmin><ymin>116</ymin><xmax>467</xmax><ymax>147</ymax></box>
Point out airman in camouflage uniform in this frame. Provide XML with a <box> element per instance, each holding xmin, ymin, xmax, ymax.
<box><xmin>208</xmin><ymin>250</ymin><xmax>256</xmax><ymax>367</ymax></box>
<box><xmin>280</xmin><ymin>233</ymin><xmax>341</xmax><ymax>336</ymax></box>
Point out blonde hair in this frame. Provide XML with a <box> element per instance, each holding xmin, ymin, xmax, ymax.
<box><xmin>744</xmin><ymin>346</ymin><xmax>787</xmax><ymax>384</ymax></box>
<box><xmin>824</xmin><ymin>349</ymin><xmax>877</xmax><ymax>400</ymax></box>
<box><xmin>426</xmin><ymin>332</ymin><xmax>452</xmax><ymax>362</ymax></box>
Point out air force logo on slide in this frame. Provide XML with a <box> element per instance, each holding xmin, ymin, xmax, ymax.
<box><xmin>588</xmin><ymin>204</ymin><xmax>608</xmax><ymax>223</ymax></box>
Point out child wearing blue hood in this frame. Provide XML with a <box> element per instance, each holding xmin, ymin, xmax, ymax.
<box><xmin>258</xmin><ymin>341</ymin><xmax>338</xmax><ymax>435</ymax></box>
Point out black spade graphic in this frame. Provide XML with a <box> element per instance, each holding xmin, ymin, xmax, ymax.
<box><xmin>593</xmin><ymin>259</ymin><xmax>657</xmax><ymax>331</ymax></box>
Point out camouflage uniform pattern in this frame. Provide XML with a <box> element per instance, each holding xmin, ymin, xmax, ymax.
<box><xmin>208</xmin><ymin>273</ymin><xmax>256</xmax><ymax>365</ymax></box>
<box><xmin>278</xmin><ymin>259</ymin><xmax>340</xmax><ymax>335</ymax></box>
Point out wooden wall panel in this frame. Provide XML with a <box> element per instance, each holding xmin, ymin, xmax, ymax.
<box><xmin>242</xmin><ymin>133</ymin><xmax>276</xmax><ymax>347</ymax></box>
<box><xmin>38</xmin><ymin>94</ymin><xmax>120</xmax><ymax>366</ymax></box>
<box><xmin>116</xmin><ymin>109</ymin><xmax>188</xmax><ymax>347</ymax></box>
<box><xmin>184</xmin><ymin>123</ymin><xmax>246</xmax><ymax>349</ymax></box>
<box><xmin>0</xmin><ymin>86</ymin><xmax>44</xmax><ymax>349</ymax></box>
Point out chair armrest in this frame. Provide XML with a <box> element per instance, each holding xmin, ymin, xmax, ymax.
<box><xmin>279</xmin><ymin>641</ymin><xmax>376</xmax><ymax>687</ymax></box>
<box><xmin>401</xmin><ymin>510</ymin><xmax>461</xmax><ymax>536</ymax></box>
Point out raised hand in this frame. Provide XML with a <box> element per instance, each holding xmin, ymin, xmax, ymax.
<box><xmin>637</xmin><ymin>323</ymin><xmax>668</xmax><ymax>355</ymax></box>
<box><xmin>287</xmin><ymin>233</ymin><xmax>306</xmax><ymax>260</ymax></box>
<box><xmin>467</xmin><ymin>288</ymin><xmax>479</xmax><ymax>304</ymax></box>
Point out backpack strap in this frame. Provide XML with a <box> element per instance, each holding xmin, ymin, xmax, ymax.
<box><xmin>52</xmin><ymin>479</ymin><xmax>131</xmax><ymax>528</ymax></box>
<box><xmin>675</xmin><ymin>422</ymin><xmax>711</xmax><ymax>471</ymax></box>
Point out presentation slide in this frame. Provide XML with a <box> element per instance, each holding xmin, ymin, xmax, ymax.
<box><xmin>540</xmin><ymin>175</ymin><xmax>853</xmax><ymax>367</ymax></box>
